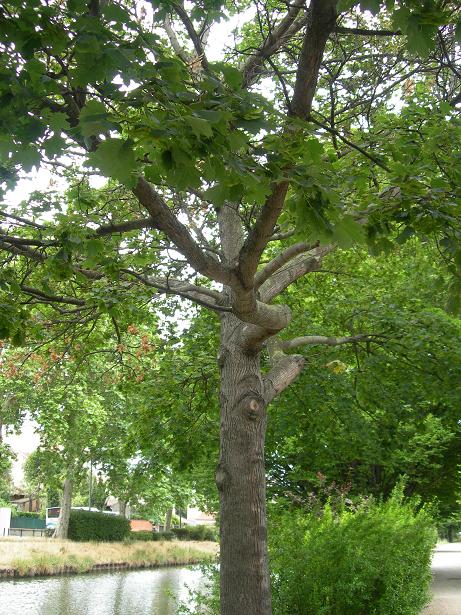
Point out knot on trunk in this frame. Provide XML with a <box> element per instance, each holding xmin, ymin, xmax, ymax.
<box><xmin>215</xmin><ymin>463</ymin><xmax>230</xmax><ymax>492</ymax></box>
<box><xmin>238</xmin><ymin>392</ymin><xmax>265</xmax><ymax>421</ymax></box>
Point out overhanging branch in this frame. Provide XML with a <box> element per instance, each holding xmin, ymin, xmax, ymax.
<box><xmin>281</xmin><ymin>333</ymin><xmax>382</xmax><ymax>350</ymax></box>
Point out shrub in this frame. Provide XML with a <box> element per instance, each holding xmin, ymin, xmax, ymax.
<box><xmin>151</xmin><ymin>531</ymin><xmax>174</xmax><ymax>541</ymax></box>
<box><xmin>172</xmin><ymin>527</ymin><xmax>189</xmax><ymax>540</ymax></box>
<box><xmin>68</xmin><ymin>510</ymin><xmax>130</xmax><ymax>542</ymax></box>
<box><xmin>270</xmin><ymin>489</ymin><xmax>437</xmax><ymax>615</ymax></box>
<box><xmin>10</xmin><ymin>509</ymin><xmax>41</xmax><ymax>518</ymax></box>
<box><xmin>130</xmin><ymin>530</ymin><xmax>153</xmax><ymax>541</ymax></box>
<box><xmin>172</xmin><ymin>525</ymin><xmax>217</xmax><ymax>541</ymax></box>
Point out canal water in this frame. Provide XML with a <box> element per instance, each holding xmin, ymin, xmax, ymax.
<box><xmin>0</xmin><ymin>566</ymin><xmax>205</xmax><ymax>615</ymax></box>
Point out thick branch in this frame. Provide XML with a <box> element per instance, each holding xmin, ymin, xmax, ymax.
<box><xmin>263</xmin><ymin>354</ymin><xmax>305</xmax><ymax>402</ymax></box>
<box><xmin>242</xmin><ymin>1</ymin><xmax>308</xmax><ymax>88</ymax></box>
<box><xmin>259</xmin><ymin>244</ymin><xmax>335</xmax><ymax>302</ymax></box>
<box><xmin>20</xmin><ymin>286</ymin><xmax>86</xmax><ymax>306</ymax></box>
<box><xmin>238</xmin><ymin>1</ymin><xmax>338</xmax><ymax>289</ymax></box>
<box><xmin>238</xmin><ymin>182</ymin><xmax>289</xmax><ymax>288</ymax></box>
<box><xmin>133</xmin><ymin>177</ymin><xmax>231</xmax><ymax>285</ymax></box>
<box><xmin>291</xmin><ymin>0</ymin><xmax>338</xmax><ymax>119</ymax></box>
<box><xmin>281</xmin><ymin>334</ymin><xmax>379</xmax><ymax>350</ymax></box>
<box><xmin>121</xmin><ymin>269</ymin><xmax>229</xmax><ymax>312</ymax></box>
<box><xmin>255</xmin><ymin>241</ymin><xmax>318</xmax><ymax>288</ymax></box>
<box><xmin>95</xmin><ymin>218</ymin><xmax>155</xmax><ymax>237</ymax></box>
<box><xmin>163</xmin><ymin>13</ymin><xmax>190</xmax><ymax>63</ymax></box>
<box><xmin>335</xmin><ymin>26</ymin><xmax>401</xmax><ymax>36</ymax></box>
<box><xmin>172</xmin><ymin>3</ymin><xmax>209</xmax><ymax>70</ymax></box>
<box><xmin>0</xmin><ymin>239</ymin><xmax>45</xmax><ymax>262</ymax></box>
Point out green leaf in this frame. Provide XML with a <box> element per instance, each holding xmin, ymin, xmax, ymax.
<box><xmin>102</xmin><ymin>3</ymin><xmax>132</xmax><ymax>23</ymax></box>
<box><xmin>47</xmin><ymin>112</ymin><xmax>69</xmax><ymax>134</ymax></box>
<box><xmin>195</xmin><ymin>110</ymin><xmax>223</xmax><ymax>124</ymax></box>
<box><xmin>332</xmin><ymin>216</ymin><xmax>366</xmax><ymax>248</ymax></box>
<box><xmin>87</xmin><ymin>139</ymin><xmax>137</xmax><ymax>187</ymax></box>
<box><xmin>304</xmin><ymin>138</ymin><xmax>324</xmax><ymax>163</ymax></box>
<box><xmin>85</xmin><ymin>238</ymin><xmax>105</xmax><ymax>258</ymax></box>
<box><xmin>79</xmin><ymin>100</ymin><xmax>117</xmax><ymax>137</ymax></box>
<box><xmin>186</xmin><ymin>116</ymin><xmax>213</xmax><ymax>138</ymax></box>
<box><xmin>360</xmin><ymin>0</ymin><xmax>380</xmax><ymax>15</ymax></box>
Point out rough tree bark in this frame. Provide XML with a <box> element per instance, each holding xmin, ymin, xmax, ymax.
<box><xmin>164</xmin><ymin>507</ymin><xmax>173</xmax><ymax>532</ymax></box>
<box><xmin>118</xmin><ymin>499</ymin><xmax>127</xmax><ymax>518</ymax></box>
<box><xmin>53</xmin><ymin>471</ymin><xmax>73</xmax><ymax>539</ymax></box>
<box><xmin>217</xmin><ymin>316</ymin><xmax>271</xmax><ymax>614</ymax></box>
<box><xmin>217</xmin><ymin>199</ymin><xmax>273</xmax><ymax>613</ymax></box>
<box><xmin>215</xmin><ymin>4</ymin><xmax>339</xmax><ymax>613</ymax></box>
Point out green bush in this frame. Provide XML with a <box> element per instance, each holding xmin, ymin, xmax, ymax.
<box><xmin>68</xmin><ymin>510</ymin><xmax>130</xmax><ymax>542</ymax></box>
<box><xmin>270</xmin><ymin>489</ymin><xmax>437</xmax><ymax>615</ymax></box>
<box><xmin>172</xmin><ymin>525</ymin><xmax>217</xmax><ymax>541</ymax></box>
<box><xmin>151</xmin><ymin>530</ymin><xmax>174</xmax><ymax>541</ymax></box>
<box><xmin>11</xmin><ymin>509</ymin><xmax>41</xmax><ymax>518</ymax></box>
<box><xmin>172</xmin><ymin>527</ymin><xmax>189</xmax><ymax>540</ymax></box>
<box><xmin>130</xmin><ymin>530</ymin><xmax>153</xmax><ymax>541</ymax></box>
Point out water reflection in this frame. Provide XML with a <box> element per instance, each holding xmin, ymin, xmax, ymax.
<box><xmin>0</xmin><ymin>566</ymin><xmax>204</xmax><ymax>615</ymax></box>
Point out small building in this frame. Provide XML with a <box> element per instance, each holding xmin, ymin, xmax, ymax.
<box><xmin>183</xmin><ymin>507</ymin><xmax>215</xmax><ymax>527</ymax></box>
<box><xmin>130</xmin><ymin>519</ymin><xmax>153</xmax><ymax>532</ymax></box>
<box><xmin>10</xmin><ymin>493</ymin><xmax>40</xmax><ymax>513</ymax></box>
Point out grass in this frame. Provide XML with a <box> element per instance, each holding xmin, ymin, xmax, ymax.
<box><xmin>0</xmin><ymin>537</ymin><xmax>218</xmax><ymax>577</ymax></box>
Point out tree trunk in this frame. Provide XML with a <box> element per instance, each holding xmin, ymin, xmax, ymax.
<box><xmin>165</xmin><ymin>507</ymin><xmax>173</xmax><ymax>532</ymax></box>
<box><xmin>53</xmin><ymin>473</ymin><xmax>73</xmax><ymax>539</ymax></box>
<box><xmin>118</xmin><ymin>499</ymin><xmax>127</xmax><ymax>518</ymax></box>
<box><xmin>217</xmin><ymin>313</ymin><xmax>271</xmax><ymax>615</ymax></box>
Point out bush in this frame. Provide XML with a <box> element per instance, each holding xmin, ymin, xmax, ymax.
<box><xmin>151</xmin><ymin>531</ymin><xmax>174</xmax><ymax>541</ymax></box>
<box><xmin>172</xmin><ymin>525</ymin><xmax>217</xmax><ymax>541</ymax></box>
<box><xmin>11</xmin><ymin>509</ymin><xmax>41</xmax><ymax>518</ymax></box>
<box><xmin>68</xmin><ymin>510</ymin><xmax>130</xmax><ymax>542</ymax></box>
<box><xmin>270</xmin><ymin>489</ymin><xmax>437</xmax><ymax>615</ymax></box>
<box><xmin>130</xmin><ymin>531</ymin><xmax>154</xmax><ymax>541</ymax></box>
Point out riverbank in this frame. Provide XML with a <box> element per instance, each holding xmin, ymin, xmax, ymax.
<box><xmin>0</xmin><ymin>537</ymin><xmax>218</xmax><ymax>578</ymax></box>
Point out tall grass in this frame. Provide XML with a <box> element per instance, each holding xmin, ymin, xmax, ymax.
<box><xmin>0</xmin><ymin>537</ymin><xmax>217</xmax><ymax>577</ymax></box>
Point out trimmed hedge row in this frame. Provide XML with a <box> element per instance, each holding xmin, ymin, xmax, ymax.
<box><xmin>128</xmin><ymin>525</ymin><xmax>217</xmax><ymax>542</ymax></box>
<box><xmin>11</xmin><ymin>510</ymin><xmax>42</xmax><ymax>518</ymax></box>
<box><xmin>172</xmin><ymin>525</ymin><xmax>217</xmax><ymax>541</ymax></box>
<box><xmin>68</xmin><ymin>510</ymin><xmax>130</xmax><ymax>542</ymax></box>
<box><xmin>130</xmin><ymin>530</ymin><xmax>175</xmax><ymax>541</ymax></box>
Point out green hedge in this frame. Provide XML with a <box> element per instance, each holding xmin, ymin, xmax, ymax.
<box><xmin>172</xmin><ymin>525</ymin><xmax>217</xmax><ymax>541</ymax></box>
<box><xmin>68</xmin><ymin>510</ymin><xmax>130</xmax><ymax>542</ymax></box>
<box><xmin>270</xmin><ymin>490</ymin><xmax>436</xmax><ymax>615</ymax></box>
<box><xmin>152</xmin><ymin>531</ymin><xmax>174</xmax><ymax>541</ymax></box>
<box><xmin>130</xmin><ymin>530</ymin><xmax>153</xmax><ymax>541</ymax></box>
<box><xmin>130</xmin><ymin>530</ymin><xmax>175</xmax><ymax>541</ymax></box>
<box><xmin>11</xmin><ymin>509</ymin><xmax>41</xmax><ymax>518</ymax></box>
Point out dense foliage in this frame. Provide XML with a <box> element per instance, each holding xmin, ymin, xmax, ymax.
<box><xmin>172</xmin><ymin>525</ymin><xmax>217</xmax><ymax>541</ymax></box>
<box><xmin>68</xmin><ymin>509</ymin><xmax>130</xmax><ymax>542</ymax></box>
<box><xmin>270</xmin><ymin>492</ymin><xmax>436</xmax><ymax>615</ymax></box>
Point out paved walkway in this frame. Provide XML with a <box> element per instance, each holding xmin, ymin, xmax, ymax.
<box><xmin>422</xmin><ymin>543</ymin><xmax>461</xmax><ymax>615</ymax></box>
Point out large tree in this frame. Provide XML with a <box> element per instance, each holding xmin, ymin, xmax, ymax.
<box><xmin>0</xmin><ymin>1</ymin><xmax>460</xmax><ymax>612</ymax></box>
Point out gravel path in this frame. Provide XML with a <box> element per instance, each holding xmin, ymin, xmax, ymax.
<box><xmin>422</xmin><ymin>543</ymin><xmax>461</xmax><ymax>615</ymax></box>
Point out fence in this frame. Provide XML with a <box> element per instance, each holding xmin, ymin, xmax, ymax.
<box><xmin>4</xmin><ymin>527</ymin><xmax>47</xmax><ymax>537</ymax></box>
<box><xmin>4</xmin><ymin>516</ymin><xmax>47</xmax><ymax>537</ymax></box>
<box><xmin>10</xmin><ymin>516</ymin><xmax>46</xmax><ymax>530</ymax></box>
